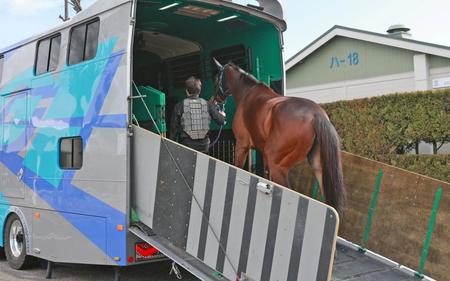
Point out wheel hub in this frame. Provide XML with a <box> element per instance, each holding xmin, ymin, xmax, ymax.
<box><xmin>9</xmin><ymin>220</ymin><xmax>24</xmax><ymax>258</ymax></box>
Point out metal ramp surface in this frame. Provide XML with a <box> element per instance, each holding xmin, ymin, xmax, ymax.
<box><xmin>127</xmin><ymin>228</ymin><xmax>424</xmax><ymax>281</ymax></box>
<box><xmin>131</xmin><ymin>125</ymin><xmax>339</xmax><ymax>281</ymax></box>
<box><xmin>333</xmin><ymin>238</ymin><xmax>433</xmax><ymax>281</ymax></box>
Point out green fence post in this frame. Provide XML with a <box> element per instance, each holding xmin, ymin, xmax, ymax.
<box><xmin>311</xmin><ymin>179</ymin><xmax>325</xmax><ymax>202</ymax></box>
<box><xmin>311</xmin><ymin>179</ymin><xmax>319</xmax><ymax>199</ymax></box>
<box><xmin>359</xmin><ymin>168</ymin><xmax>383</xmax><ymax>253</ymax></box>
<box><xmin>319</xmin><ymin>194</ymin><xmax>325</xmax><ymax>202</ymax></box>
<box><xmin>415</xmin><ymin>186</ymin><xmax>442</xmax><ymax>279</ymax></box>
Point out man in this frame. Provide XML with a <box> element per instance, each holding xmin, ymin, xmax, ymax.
<box><xmin>170</xmin><ymin>76</ymin><xmax>226</xmax><ymax>153</ymax></box>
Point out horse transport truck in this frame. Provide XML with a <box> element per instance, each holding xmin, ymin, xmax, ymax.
<box><xmin>0</xmin><ymin>0</ymin><xmax>436</xmax><ymax>280</ymax></box>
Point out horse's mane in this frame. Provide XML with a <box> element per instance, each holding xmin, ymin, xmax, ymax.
<box><xmin>228</xmin><ymin>62</ymin><xmax>262</xmax><ymax>88</ymax></box>
<box><xmin>227</xmin><ymin>62</ymin><xmax>278</xmax><ymax>97</ymax></box>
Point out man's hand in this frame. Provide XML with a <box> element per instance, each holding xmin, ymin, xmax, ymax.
<box><xmin>216</xmin><ymin>102</ymin><xmax>225</xmax><ymax>112</ymax></box>
<box><xmin>207</xmin><ymin>99</ymin><xmax>226</xmax><ymax>125</ymax></box>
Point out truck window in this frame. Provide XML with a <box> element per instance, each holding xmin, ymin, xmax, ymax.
<box><xmin>211</xmin><ymin>44</ymin><xmax>250</xmax><ymax>73</ymax></box>
<box><xmin>68</xmin><ymin>18</ymin><xmax>100</xmax><ymax>65</ymax></box>
<box><xmin>168</xmin><ymin>53</ymin><xmax>202</xmax><ymax>88</ymax></box>
<box><xmin>36</xmin><ymin>34</ymin><xmax>61</xmax><ymax>75</ymax></box>
<box><xmin>59</xmin><ymin>137</ymin><xmax>83</xmax><ymax>169</ymax></box>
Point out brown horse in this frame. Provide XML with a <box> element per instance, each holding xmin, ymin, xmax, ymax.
<box><xmin>213</xmin><ymin>60</ymin><xmax>346</xmax><ymax>213</ymax></box>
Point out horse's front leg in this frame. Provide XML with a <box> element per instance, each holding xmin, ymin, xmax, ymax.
<box><xmin>234</xmin><ymin>142</ymin><xmax>250</xmax><ymax>168</ymax></box>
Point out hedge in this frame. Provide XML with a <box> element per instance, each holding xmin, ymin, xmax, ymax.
<box><xmin>376</xmin><ymin>154</ymin><xmax>449</xmax><ymax>182</ymax></box>
<box><xmin>322</xmin><ymin>89</ymin><xmax>449</xmax><ymax>182</ymax></box>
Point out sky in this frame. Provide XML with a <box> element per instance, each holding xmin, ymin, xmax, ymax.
<box><xmin>1</xmin><ymin>0</ymin><xmax>450</xmax><ymax>60</ymax></box>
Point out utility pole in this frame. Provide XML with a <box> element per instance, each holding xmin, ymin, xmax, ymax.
<box><xmin>59</xmin><ymin>0</ymin><xmax>69</xmax><ymax>22</ymax></box>
<box><xmin>59</xmin><ymin>0</ymin><xmax>82</xmax><ymax>22</ymax></box>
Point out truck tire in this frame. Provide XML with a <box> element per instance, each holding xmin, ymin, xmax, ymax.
<box><xmin>4</xmin><ymin>213</ymin><xmax>31</xmax><ymax>269</ymax></box>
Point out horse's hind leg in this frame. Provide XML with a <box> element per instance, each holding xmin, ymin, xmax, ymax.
<box><xmin>267</xmin><ymin>164</ymin><xmax>289</xmax><ymax>187</ymax></box>
<box><xmin>308</xmin><ymin>145</ymin><xmax>324</xmax><ymax>198</ymax></box>
<box><xmin>264</xmin><ymin>142</ymin><xmax>298</xmax><ymax>188</ymax></box>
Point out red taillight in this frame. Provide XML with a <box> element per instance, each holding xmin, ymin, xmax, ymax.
<box><xmin>128</xmin><ymin>256</ymin><xmax>134</xmax><ymax>263</ymax></box>
<box><xmin>135</xmin><ymin>242</ymin><xmax>159</xmax><ymax>257</ymax></box>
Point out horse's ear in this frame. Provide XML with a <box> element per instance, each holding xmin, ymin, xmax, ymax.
<box><xmin>213</xmin><ymin>57</ymin><xmax>223</xmax><ymax>70</ymax></box>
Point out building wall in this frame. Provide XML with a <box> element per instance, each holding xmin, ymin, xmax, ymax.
<box><xmin>286</xmin><ymin>37</ymin><xmax>415</xmax><ymax>89</ymax></box>
<box><xmin>287</xmin><ymin>66</ymin><xmax>450</xmax><ymax>104</ymax></box>
<box><xmin>287</xmin><ymin>71</ymin><xmax>415</xmax><ymax>103</ymax></box>
<box><xmin>429</xmin><ymin>55</ymin><xmax>450</xmax><ymax>68</ymax></box>
<box><xmin>286</xmin><ymin>37</ymin><xmax>450</xmax><ymax>104</ymax></box>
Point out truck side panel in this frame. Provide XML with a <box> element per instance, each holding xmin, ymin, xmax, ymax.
<box><xmin>0</xmin><ymin>2</ymin><xmax>132</xmax><ymax>265</ymax></box>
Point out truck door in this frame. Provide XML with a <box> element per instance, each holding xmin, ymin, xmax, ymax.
<box><xmin>1</xmin><ymin>91</ymin><xmax>28</xmax><ymax>199</ymax></box>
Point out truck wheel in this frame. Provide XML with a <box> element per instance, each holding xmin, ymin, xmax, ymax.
<box><xmin>4</xmin><ymin>214</ymin><xmax>31</xmax><ymax>269</ymax></box>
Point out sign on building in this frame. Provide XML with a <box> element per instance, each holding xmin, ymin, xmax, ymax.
<box><xmin>432</xmin><ymin>77</ymin><xmax>450</xmax><ymax>89</ymax></box>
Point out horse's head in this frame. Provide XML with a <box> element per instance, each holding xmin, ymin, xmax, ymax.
<box><xmin>212</xmin><ymin>58</ymin><xmax>242</xmax><ymax>104</ymax></box>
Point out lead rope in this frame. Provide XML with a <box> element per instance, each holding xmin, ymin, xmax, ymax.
<box><xmin>208</xmin><ymin>124</ymin><xmax>223</xmax><ymax>148</ymax></box>
<box><xmin>209</xmin><ymin>97</ymin><xmax>226</xmax><ymax>149</ymax></box>
<box><xmin>132</xmin><ymin>82</ymin><xmax>239</xmax><ymax>277</ymax></box>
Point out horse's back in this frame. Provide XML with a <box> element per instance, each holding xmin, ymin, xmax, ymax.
<box><xmin>235</xmin><ymin>86</ymin><xmax>327</xmax><ymax>148</ymax></box>
<box><xmin>247</xmin><ymin>84</ymin><xmax>325</xmax><ymax>115</ymax></box>
<box><xmin>270</xmin><ymin>96</ymin><xmax>328</xmax><ymax>122</ymax></box>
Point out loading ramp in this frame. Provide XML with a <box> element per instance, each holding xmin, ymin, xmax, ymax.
<box><xmin>129</xmin><ymin>226</ymin><xmax>431</xmax><ymax>281</ymax></box>
<box><xmin>131</xmin><ymin>125</ymin><xmax>338</xmax><ymax>280</ymax></box>
<box><xmin>131</xmin><ymin>126</ymin><xmax>434</xmax><ymax>281</ymax></box>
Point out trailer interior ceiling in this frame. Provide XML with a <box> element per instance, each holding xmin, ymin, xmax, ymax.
<box><xmin>133</xmin><ymin>0</ymin><xmax>284</xmax><ymax>132</ymax></box>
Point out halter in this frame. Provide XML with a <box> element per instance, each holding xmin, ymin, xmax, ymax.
<box><xmin>215</xmin><ymin>63</ymin><xmax>259</xmax><ymax>106</ymax></box>
<box><xmin>215</xmin><ymin>63</ymin><xmax>232</xmax><ymax>104</ymax></box>
<box><xmin>209</xmin><ymin>64</ymin><xmax>231</xmax><ymax>148</ymax></box>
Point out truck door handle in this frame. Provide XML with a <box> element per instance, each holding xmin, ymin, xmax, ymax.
<box><xmin>17</xmin><ymin>168</ymin><xmax>24</xmax><ymax>181</ymax></box>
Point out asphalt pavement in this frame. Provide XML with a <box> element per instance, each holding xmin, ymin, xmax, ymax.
<box><xmin>0</xmin><ymin>256</ymin><xmax>200</xmax><ymax>281</ymax></box>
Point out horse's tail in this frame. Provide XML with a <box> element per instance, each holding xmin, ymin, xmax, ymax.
<box><xmin>313</xmin><ymin>114</ymin><xmax>346</xmax><ymax>214</ymax></box>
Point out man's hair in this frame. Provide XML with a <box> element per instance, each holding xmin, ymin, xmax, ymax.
<box><xmin>185</xmin><ymin>76</ymin><xmax>201</xmax><ymax>96</ymax></box>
